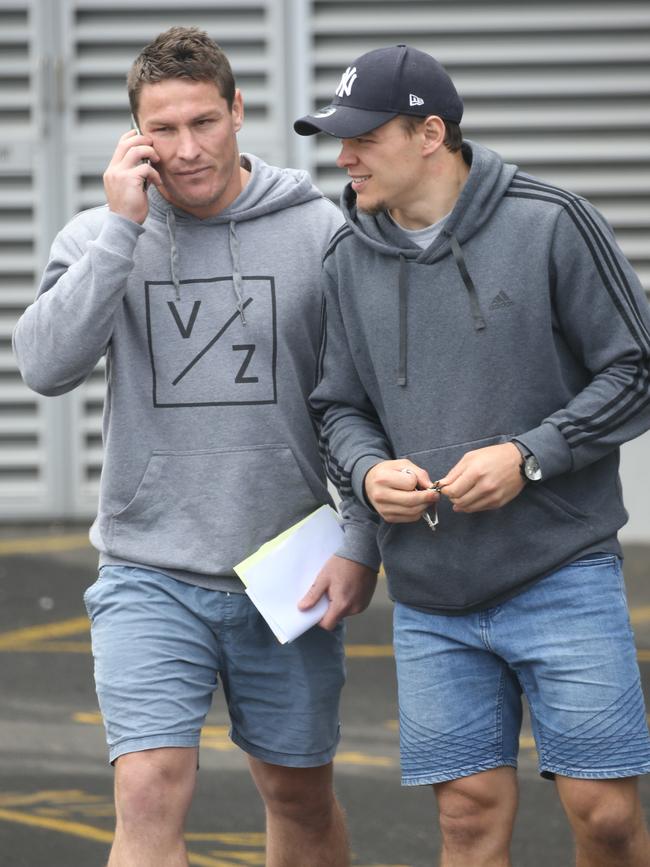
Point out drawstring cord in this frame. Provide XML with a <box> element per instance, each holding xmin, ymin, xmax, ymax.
<box><xmin>398</xmin><ymin>254</ymin><xmax>408</xmax><ymax>386</ymax></box>
<box><xmin>165</xmin><ymin>210</ymin><xmax>181</xmax><ymax>301</ymax></box>
<box><xmin>165</xmin><ymin>210</ymin><xmax>247</xmax><ymax>326</ymax></box>
<box><xmin>229</xmin><ymin>221</ymin><xmax>247</xmax><ymax>325</ymax></box>
<box><xmin>450</xmin><ymin>235</ymin><xmax>486</xmax><ymax>332</ymax></box>
<box><xmin>396</xmin><ymin>237</ymin><xmax>486</xmax><ymax>387</ymax></box>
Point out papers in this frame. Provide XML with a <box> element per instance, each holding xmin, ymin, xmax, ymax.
<box><xmin>233</xmin><ymin>505</ymin><xmax>343</xmax><ymax>644</ymax></box>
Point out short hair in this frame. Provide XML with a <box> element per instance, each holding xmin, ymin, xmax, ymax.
<box><xmin>399</xmin><ymin>115</ymin><xmax>463</xmax><ymax>153</ymax></box>
<box><xmin>127</xmin><ymin>26</ymin><xmax>236</xmax><ymax>118</ymax></box>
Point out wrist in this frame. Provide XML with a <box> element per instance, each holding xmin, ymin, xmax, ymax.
<box><xmin>512</xmin><ymin>440</ymin><xmax>543</xmax><ymax>483</ymax></box>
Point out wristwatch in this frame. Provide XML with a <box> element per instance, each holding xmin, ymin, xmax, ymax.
<box><xmin>512</xmin><ymin>441</ymin><xmax>542</xmax><ymax>483</ymax></box>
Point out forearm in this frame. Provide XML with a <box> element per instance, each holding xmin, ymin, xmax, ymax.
<box><xmin>13</xmin><ymin>213</ymin><xmax>143</xmax><ymax>395</ymax></box>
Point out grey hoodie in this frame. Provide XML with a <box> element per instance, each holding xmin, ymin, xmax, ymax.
<box><xmin>311</xmin><ymin>140</ymin><xmax>650</xmax><ymax>614</ymax></box>
<box><xmin>13</xmin><ymin>154</ymin><xmax>379</xmax><ymax>585</ymax></box>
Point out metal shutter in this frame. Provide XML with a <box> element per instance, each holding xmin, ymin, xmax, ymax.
<box><xmin>0</xmin><ymin>0</ymin><xmax>58</xmax><ymax>518</ymax></box>
<box><xmin>304</xmin><ymin>0</ymin><xmax>650</xmax><ymax>293</ymax></box>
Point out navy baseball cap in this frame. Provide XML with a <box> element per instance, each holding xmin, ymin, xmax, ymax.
<box><xmin>294</xmin><ymin>44</ymin><xmax>463</xmax><ymax>138</ymax></box>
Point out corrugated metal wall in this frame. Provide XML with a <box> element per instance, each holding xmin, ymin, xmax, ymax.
<box><xmin>1</xmin><ymin>0</ymin><xmax>648</xmax><ymax>534</ymax></box>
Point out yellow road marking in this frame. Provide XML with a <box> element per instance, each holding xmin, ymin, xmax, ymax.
<box><xmin>0</xmin><ymin>790</ymin><xmax>405</xmax><ymax>866</ymax></box>
<box><xmin>0</xmin><ymin>807</ymin><xmax>257</xmax><ymax>867</ymax></box>
<box><xmin>0</xmin><ymin>807</ymin><xmax>114</xmax><ymax>843</ymax></box>
<box><xmin>6</xmin><ymin>640</ymin><xmax>92</xmax><ymax>653</ymax></box>
<box><xmin>186</xmin><ymin>833</ymin><xmax>266</xmax><ymax>844</ymax></box>
<box><xmin>73</xmin><ymin>712</ymin><xmax>103</xmax><ymax>725</ymax></box>
<box><xmin>631</xmin><ymin>607</ymin><xmax>650</xmax><ymax>625</ymax></box>
<box><xmin>0</xmin><ymin>790</ymin><xmax>104</xmax><ymax>808</ymax></box>
<box><xmin>346</xmin><ymin>644</ymin><xmax>394</xmax><ymax>658</ymax></box>
<box><xmin>0</xmin><ymin>616</ymin><xmax>89</xmax><ymax>650</ymax></box>
<box><xmin>0</xmin><ymin>534</ymin><xmax>91</xmax><ymax>555</ymax></box>
<box><xmin>336</xmin><ymin>752</ymin><xmax>394</xmax><ymax>768</ymax></box>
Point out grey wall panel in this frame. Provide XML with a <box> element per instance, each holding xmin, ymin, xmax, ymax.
<box><xmin>305</xmin><ymin>0</ymin><xmax>650</xmax><ymax>293</ymax></box>
<box><xmin>2</xmin><ymin>0</ymin><xmax>649</xmax><ymax>536</ymax></box>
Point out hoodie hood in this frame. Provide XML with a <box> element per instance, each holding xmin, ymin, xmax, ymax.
<box><xmin>148</xmin><ymin>153</ymin><xmax>324</xmax><ymax>318</ymax></box>
<box><xmin>340</xmin><ymin>140</ymin><xmax>517</xmax><ymax>261</ymax></box>
<box><xmin>338</xmin><ymin>140</ymin><xmax>518</xmax><ymax>383</ymax></box>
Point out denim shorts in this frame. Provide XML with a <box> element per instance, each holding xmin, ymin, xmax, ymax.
<box><xmin>84</xmin><ymin>566</ymin><xmax>345</xmax><ymax>765</ymax></box>
<box><xmin>394</xmin><ymin>555</ymin><xmax>650</xmax><ymax>786</ymax></box>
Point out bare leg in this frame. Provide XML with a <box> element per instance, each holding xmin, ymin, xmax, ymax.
<box><xmin>433</xmin><ymin>767</ymin><xmax>518</xmax><ymax>867</ymax></box>
<box><xmin>107</xmin><ymin>747</ymin><xmax>197</xmax><ymax>867</ymax></box>
<box><xmin>556</xmin><ymin>775</ymin><xmax>650</xmax><ymax>867</ymax></box>
<box><xmin>248</xmin><ymin>756</ymin><xmax>349</xmax><ymax>867</ymax></box>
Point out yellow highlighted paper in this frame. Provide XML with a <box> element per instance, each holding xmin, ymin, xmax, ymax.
<box><xmin>234</xmin><ymin>505</ymin><xmax>343</xmax><ymax>644</ymax></box>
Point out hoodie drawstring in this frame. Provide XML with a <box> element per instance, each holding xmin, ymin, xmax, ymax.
<box><xmin>396</xmin><ymin>238</ymin><xmax>485</xmax><ymax>387</ymax></box>
<box><xmin>165</xmin><ymin>210</ymin><xmax>247</xmax><ymax>325</ymax></box>
<box><xmin>398</xmin><ymin>254</ymin><xmax>408</xmax><ymax>386</ymax></box>
<box><xmin>450</xmin><ymin>235</ymin><xmax>486</xmax><ymax>332</ymax></box>
<box><xmin>166</xmin><ymin>210</ymin><xmax>181</xmax><ymax>301</ymax></box>
<box><xmin>229</xmin><ymin>221</ymin><xmax>247</xmax><ymax>325</ymax></box>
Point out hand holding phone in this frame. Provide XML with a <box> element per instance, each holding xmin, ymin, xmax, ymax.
<box><xmin>103</xmin><ymin>121</ymin><xmax>159</xmax><ymax>223</ymax></box>
<box><xmin>130</xmin><ymin>113</ymin><xmax>150</xmax><ymax>191</ymax></box>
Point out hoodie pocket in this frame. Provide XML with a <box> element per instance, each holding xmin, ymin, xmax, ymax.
<box><xmin>108</xmin><ymin>445</ymin><xmax>320</xmax><ymax>575</ymax></box>
<box><xmin>379</xmin><ymin>434</ymin><xmax>593</xmax><ymax>611</ymax></box>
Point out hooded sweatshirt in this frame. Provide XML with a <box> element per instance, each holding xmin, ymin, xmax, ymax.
<box><xmin>13</xmin><ymin>154</ymin><xmax>379</xmax><ymax>586</ymax></box>
<box><xmin>311</xmin><ymin>140</ymin><xmax>650</xmax><ymax>614</ymax></box>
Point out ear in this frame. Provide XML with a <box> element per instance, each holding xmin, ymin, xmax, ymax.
<box><xmin>232</xmin><ymin>89</ymin><xmax>244</xmax><ymax>132</ymax></box>
<box><xmin>421</xmin><ymin>115</ymin><xmax>446</xmax><ymax>156</ymax></box>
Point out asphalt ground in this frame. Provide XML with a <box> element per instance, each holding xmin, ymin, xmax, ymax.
<box><xmin>1</xmin><ymin>527</ymin><xmax>649</xmax><ymax>866</ymax></box>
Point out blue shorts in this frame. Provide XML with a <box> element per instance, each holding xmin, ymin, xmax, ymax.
<box><xmin>84</xmin><ymin>566</ymin><xmax>345</xmax><ymax>766</ymax></box>
<box><xmin>394</xmin><ymin>555</ymin><xmax>650</xmax><ymax>786</ymax></box>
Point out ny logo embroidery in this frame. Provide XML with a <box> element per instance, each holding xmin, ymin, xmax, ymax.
<box><xmin>336</xmin><ymin>66</ymin><xmax>358</xmax><ymax>98</ymax></box>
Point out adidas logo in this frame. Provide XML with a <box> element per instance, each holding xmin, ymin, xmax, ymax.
<box><xmin>489</xmin><ymin>290</ymin><xmax>514</xmax><ymax>310</ymax></box>
<box><xmin>409</xmin><ymin>94</ymin><xmax>424</xmax><ymax>107</ymax></box>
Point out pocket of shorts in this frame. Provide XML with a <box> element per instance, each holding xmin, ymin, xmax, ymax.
<box><xmin>83</xmin><ymin>574</ymin><xmax>104</xmax><ymax>622</ymax></box>
<box><xmin>108</xmin><ymin>444</ymin><xmax>320</xmax><ymax>574</ymax></box>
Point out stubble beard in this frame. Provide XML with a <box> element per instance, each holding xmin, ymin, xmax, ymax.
<box><xmin>357</xmin><ymin>199</ymin><xmax>388</xmax><ymax>217</ymax></box>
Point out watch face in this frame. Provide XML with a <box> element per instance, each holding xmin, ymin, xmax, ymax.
<box><xmin>524</xmin><ymin>456</ymin><xmax>543</xmax><ymax>482</ymax></box>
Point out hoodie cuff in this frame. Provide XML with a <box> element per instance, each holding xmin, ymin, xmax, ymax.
<box><xmin>335</xmin><ymin>521</ymin><xmax>381</xmax><ymax>573</ymax></box>
<box><xmin>515</xmin><ymin>421</ymin><xmax>573</xmax><ymax>480</ymax></box>
<box><xmin>91</xmin><ymin>211</ymin><xmax>146</xmax><ymax>261</ymax></box>
<box><xmin>351</xmin><ymin>454</ymin><xmax>388</xmax><ymax>509</ymax></box>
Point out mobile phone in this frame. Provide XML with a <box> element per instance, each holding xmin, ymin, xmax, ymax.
<box><xmin>130</xmin><ymin>113</ymin><xmax>150</xmax><ymax>191</ymax></box>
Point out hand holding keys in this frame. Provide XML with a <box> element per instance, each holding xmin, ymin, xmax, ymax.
<box><xmin>401</xmin><ymin>468</ymin><xmax>444</xmax><ymax>533</ymax></box>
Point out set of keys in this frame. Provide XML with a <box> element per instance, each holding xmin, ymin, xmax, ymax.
<box><xmin>401</xmin><ymin>469</ymin><xmax>444</xmax><ymax>533</ymax></box>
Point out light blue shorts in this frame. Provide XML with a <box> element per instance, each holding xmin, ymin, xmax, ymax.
<box><xmin>84</xmin><ymin>566</ymin><xmax>346</xmax><ymax>766</ymax></box>
<box><xmin>394</xmin><ymin>554</ymin><xmax>650</xmax><ymax>786</ymax></box>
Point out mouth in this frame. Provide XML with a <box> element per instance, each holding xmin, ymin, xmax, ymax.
<box><xmin>174</xmin><ymin>167</ymin><xmax>210</xmax><ymax>177</ymax></box>
<box><xmin>350</xmin><ymin>174</ymin><xmax>370</xmax><ymax>192</ymax></box>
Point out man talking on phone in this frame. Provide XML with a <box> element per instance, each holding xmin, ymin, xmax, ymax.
<box><xmin>13</xmin><ymin>27</ymin><xmax>378</xmax><ymax>867</ymax></box>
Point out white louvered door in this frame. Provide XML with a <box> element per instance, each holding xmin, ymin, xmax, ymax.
<box><xmin>304</xmin><ymin>0</ymin><xmax>650</xmax><ymax>293</ymax></box>
<box><xmin>2</xmin><ymin>0</ymin><xmax>649</xmax><ymax>536</ymax></box>
<box><xmin>0</xmin><ymin>0</ymin><xmax>64</xmax><ymax>518</ymax></box>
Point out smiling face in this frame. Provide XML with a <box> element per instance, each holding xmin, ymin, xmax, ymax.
<box><xmin>336</xmin><ymin>117</ymin><xmax>427</xmax><ymax>218</ymax></box>
<box><xmin>137</xmin><ymin>78</ymin><xmax>245</xmax><ymax>218</ymax></box>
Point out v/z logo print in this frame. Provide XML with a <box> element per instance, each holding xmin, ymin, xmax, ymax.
<box><xmin>146</xmin><ymin>276</ymin><xmax>277</xmax><ymax>407</ymax></box>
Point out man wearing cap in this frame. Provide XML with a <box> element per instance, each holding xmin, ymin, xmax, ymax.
<box><xmin>295</xmin><ymin>44</ymin><xmax>650</xmax><ymax>866</ymax></box>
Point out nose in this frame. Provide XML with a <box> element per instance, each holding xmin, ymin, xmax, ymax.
<box><xmin>176</xmin><ymin>127</ymin><xmax>201</xmax><ymax>161</ymax></box>
<box><xmin>336</xmin><ymin>140</ymin><xmax>357</xmax><ymax>169</ymax></box>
